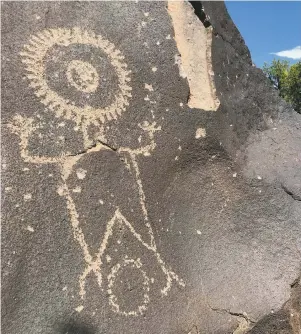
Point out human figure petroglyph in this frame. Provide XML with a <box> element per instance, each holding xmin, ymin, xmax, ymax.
<box><xmin>9</xmin><ymin>27</ymin><xmax>184</xmax><ymax>316</ymax></box>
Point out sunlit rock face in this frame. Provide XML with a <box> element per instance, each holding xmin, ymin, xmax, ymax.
<box><xmin>2</xmin><ymin>2</ymin><xmax>300</xmax><ymax>334</ymax></box>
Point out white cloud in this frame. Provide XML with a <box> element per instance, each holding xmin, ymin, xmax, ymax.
<box><xmin>271</xmin><ymin>46</ymin><xmax>301</xmax><ymax>60</ymax></box>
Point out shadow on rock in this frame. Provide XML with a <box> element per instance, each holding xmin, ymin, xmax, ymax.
<box><xmin>246</xmin><ymin>309</ymin><xmax>293</xmax><ymax>334</ymax></box>
<box><xmin>57</xmin><ymin>320</ymin><xmax>96</xmax><ymax>334</ymax></box>
<box><xmin>246</xmin><ymin>276</ymin><xmax>301</xmax><ymax>334</ymax></box>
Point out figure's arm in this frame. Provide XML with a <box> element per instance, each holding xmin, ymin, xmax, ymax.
<box><xmin>8</xmin><ymin>115</ymin><xmax>60</xmax><ymax>165</ymax></box>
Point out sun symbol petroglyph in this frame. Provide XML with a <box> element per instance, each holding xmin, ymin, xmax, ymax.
<box><xmin>20</xmin><ymin>27</ymin><xmax>132</xmax><ymax>125</ymax></box>
<box><xmin>10</xmin><ymin>26</ymin><xmax>185</xmax><ymax>317</ymax></box>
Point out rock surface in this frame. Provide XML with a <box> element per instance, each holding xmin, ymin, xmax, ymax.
<box><xmin>2</xmin><ymin>1</ymin><xmax>300</xmax><ymax>334</ymax></box>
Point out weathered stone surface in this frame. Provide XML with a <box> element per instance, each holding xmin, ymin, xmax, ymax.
<box><xmin>2</xmin><ymin>1</ymin><xmax>300</xmax><ymax>334</ymax></box>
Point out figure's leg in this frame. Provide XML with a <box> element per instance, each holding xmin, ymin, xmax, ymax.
<box><xmin>58</xmin><ymin>159</ymin><xmax>102</xmax><ymax>299</ymax></box>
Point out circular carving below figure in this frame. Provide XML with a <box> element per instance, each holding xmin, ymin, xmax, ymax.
<box><xmin>107</xmin><ymin>258</ymin><xmax>150</xmax><ymax>316</ymax></box>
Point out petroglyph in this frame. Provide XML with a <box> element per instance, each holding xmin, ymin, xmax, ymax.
<box><xmin>75</xmin><ymin>305</ymin><xmax>84</xmax><ymax>313</ymax></box>
<box><xmin>195</xmin><ymin>127</ymin><xmax>206</xmax><ymax>139</ymax></box>
<box><xmin>9</xmin><ymin>26</ymin><xmax>185</xmax><ymax>317</ymax></box>
<box><xmin>66</xmin><ymin>60</ymin><xmax>99</xmax><ymax>94</ymax></box>
<box><xmin>108</xmin><ymin>258</ymin><xmax>150</xmax><ymax>317</ymax></box>
<box><xmin>20</xmin><ymin>27</ymin><xmax>132</xmax><ymax>125</ymax></box>
<box><xmin>76</xmin><ymin>168</ymin><xmax>87</xmax><ymax>180</ymax></box>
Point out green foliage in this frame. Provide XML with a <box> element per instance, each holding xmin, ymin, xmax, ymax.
<box><xmin>263</xmin><ymin>59</ymin><xmax>290</xmax><ymax>94</ymax></box>
<box><xmin>263</xmin><ymin>59</ymin><xmax>301</xmax><ymax>113</ymax></box>
<box><xmin>286</xmin><ymin>62</ymin><xmax>301</xmax><ymax>113</ymax></box>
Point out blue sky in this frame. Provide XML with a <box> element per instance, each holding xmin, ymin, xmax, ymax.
<box><xmin>225</xmin><ymin>1</ymin><xmax>301</xmax><ymax>68</ymax></box>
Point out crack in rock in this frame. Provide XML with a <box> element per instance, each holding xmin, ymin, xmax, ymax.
<box><xmin>190</xmin><ymin>1</ymin><xmax>250</xmax><ymax>62</ymax></box>
<box><xmin>289</xmin><ymin>275</ymin><xmax>301</xmax><ymax>334</ymax></box>
<box><xmin>210</xmin><ymin>306</ymin><xmax>255</xmax><ymax>323</ymax></box>
<box><xmin>281</xmin><ymin>184</ymin><xmax>301</xmax><ymax>202</ymax></box>
<box><xmin>209</xmin><ymin>306</ymin><xmax>255</xmax><ymax>334</ymax></box>
<box><xmin>68</xmin><ymin>139</ymin><xmax>117</xmax><ymax>157</ymax></box>
<box><xmin>189</xmin><ymin>1</ymin><xmax>211</xmax><ymax>28</ymax></box>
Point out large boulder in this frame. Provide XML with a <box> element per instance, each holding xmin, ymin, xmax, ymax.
<box><xmin>2</xmin><ymin>1</ymin><xmax>300</xmax><ymax>333</ymax></box>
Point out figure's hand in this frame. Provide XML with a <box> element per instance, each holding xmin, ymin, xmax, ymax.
<box><xmin>7</xmin><ymin>115</ymin><xmax>62</xmax><ymax>164</ymax></box>
<box><xmin>7</xmin><ymin>115</ymin><xmax>37</xmax><ymax>163</ymax></box>
<box><xmin>138</xmin><ymin>121</ymin><xmax>161</xmax><ymax>135</ymax></box>
<box><xmin>119</xmin><ymin>121</ymin><xmax>161</xmax><ymax>156</ymax></box>
<box><xmin>7</xmin><ymin>114</ymin><xmax>35</xmax><ymax>138</ymax></box>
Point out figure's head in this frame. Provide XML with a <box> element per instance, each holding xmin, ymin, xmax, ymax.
<box><xmin>21</xmin><ymin>27</ymin><xmax>132</xmax><ymax>127</ymax></box>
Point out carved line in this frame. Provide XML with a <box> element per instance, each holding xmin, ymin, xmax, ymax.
<box><xmin>107</xmin><ymin>258</ymin><xmax>150</xmax><ymax>317</ymax></box>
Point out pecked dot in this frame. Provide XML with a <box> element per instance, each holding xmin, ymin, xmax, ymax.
<box><xmin>66</xmin><ymin>60</ymin><xmax>99</xmax><ymax>93</ymax></box>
